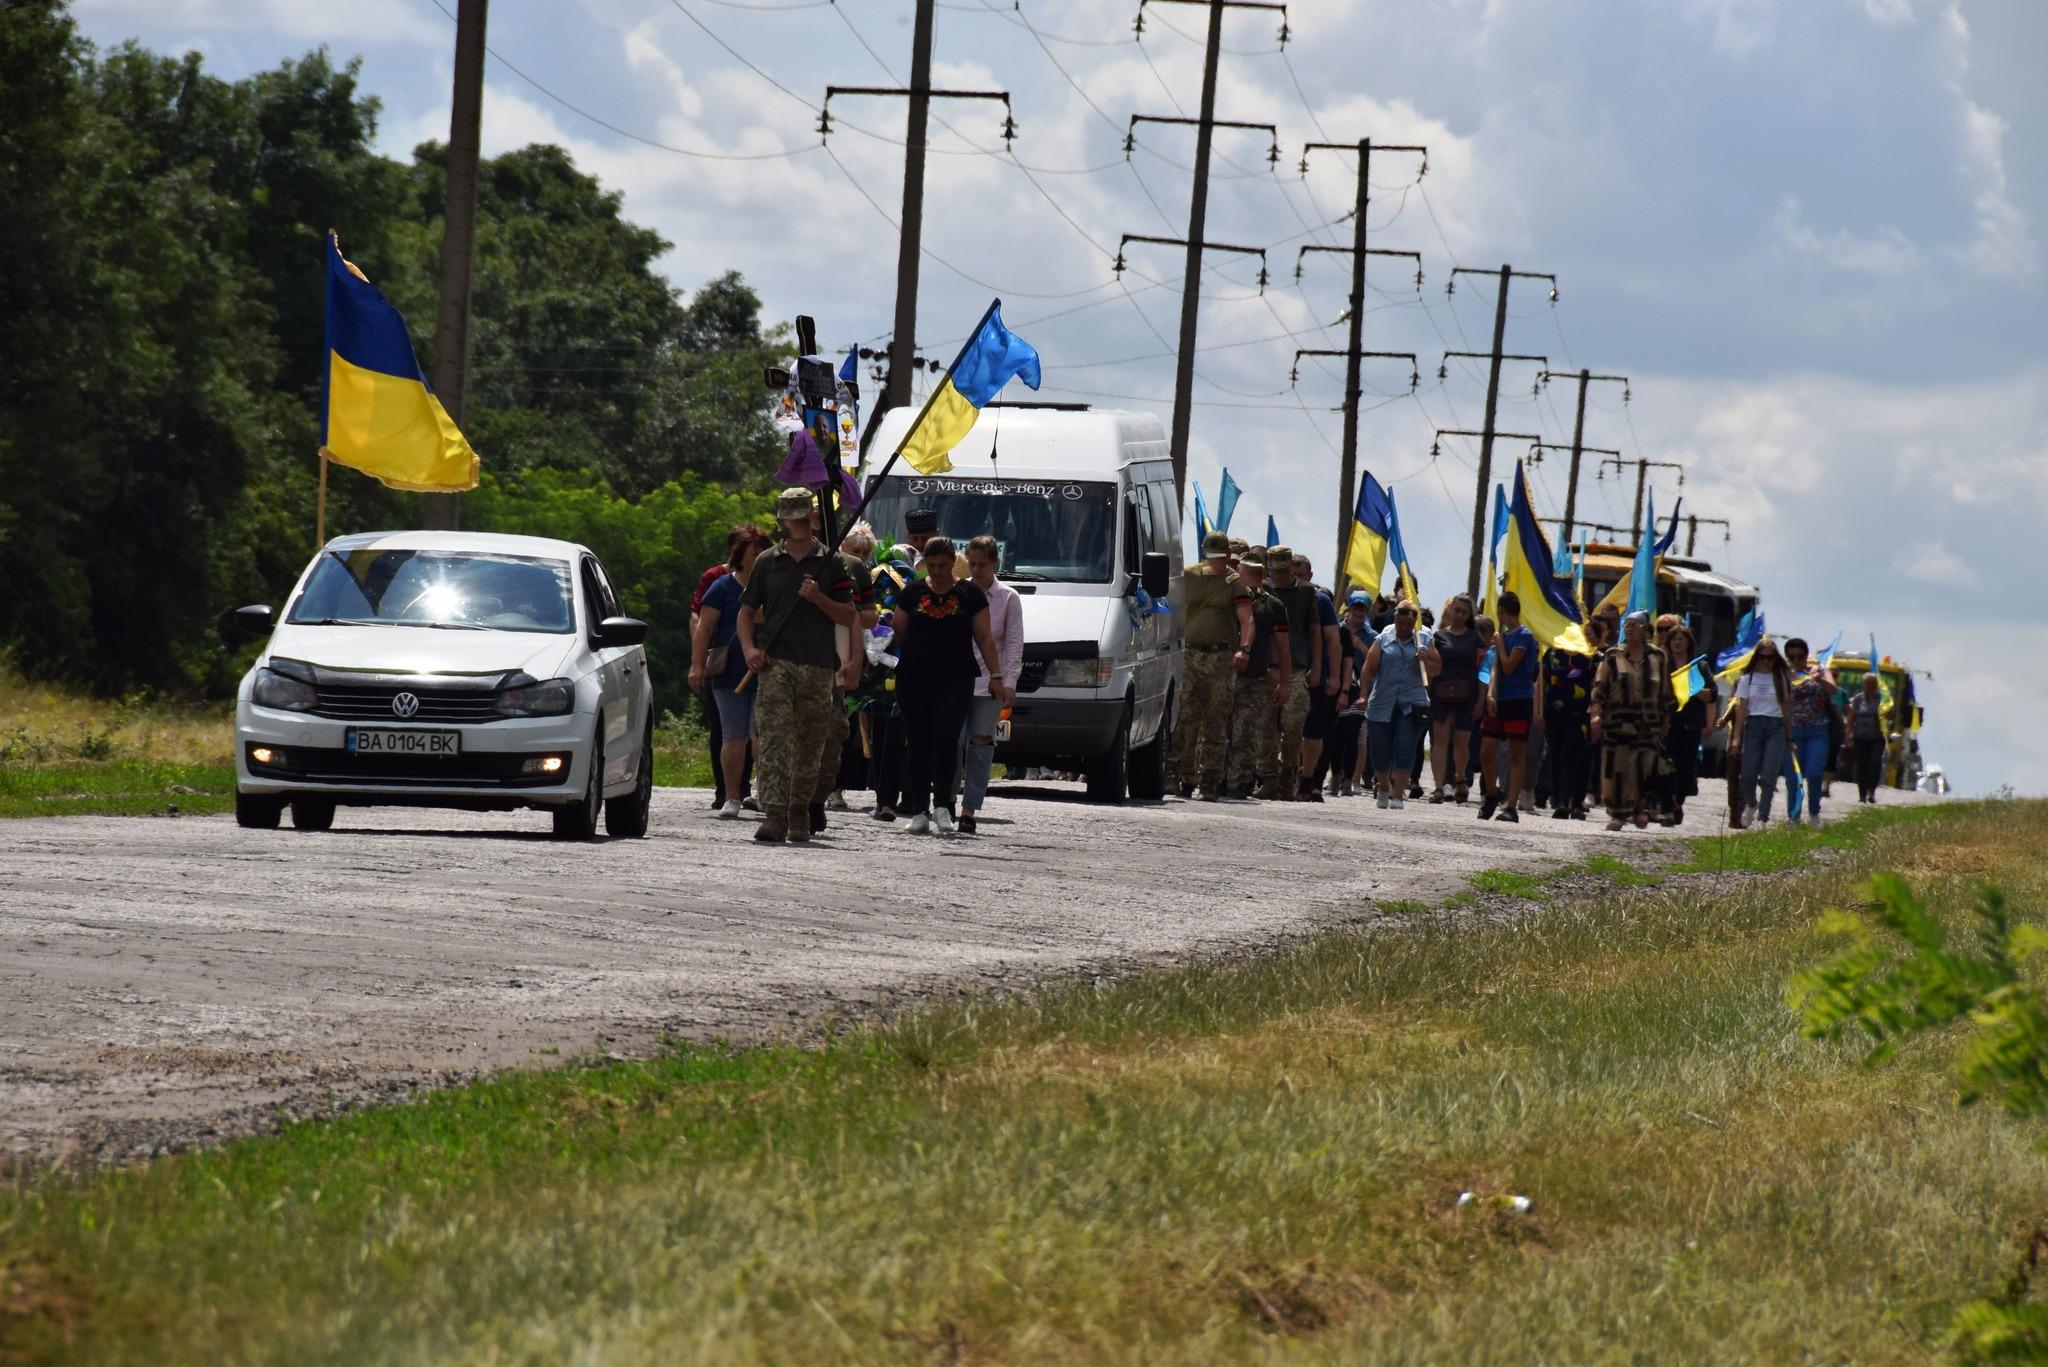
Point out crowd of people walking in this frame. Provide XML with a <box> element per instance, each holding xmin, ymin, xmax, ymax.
<box><xmin>686</xmin><ymin>496</ymin><xmax>1887</xmax><ymax>844</ymax></box>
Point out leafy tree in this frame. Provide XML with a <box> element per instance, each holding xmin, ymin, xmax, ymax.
<box><xmin>1793</xmin><ymin>874</ymin><xmax>2048</xmax><ymax>1360</ymax></box>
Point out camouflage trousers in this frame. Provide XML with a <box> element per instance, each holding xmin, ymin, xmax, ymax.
<box><xmin>754</xmin><ymin>658</ymin><xmax>836</xmax><ymax>813</ymax></box>
<box><xmin>813</xmin><ymin>684</ymin><xmax>851</xmax><ymax>798</ymax></box>
<box><xmin>1168</xmin><ymin>649</ymin><xmax>1235</xmax><ymax>793</ymax></box>
<box><xmin>1227</xmin><ymin>673</ymin><xmax>1281</xmax><ymax>794</ymax></box>
<box><xmin>1277</xmin><ymin>672</ymin><xmax>1311</xmax><ymax>779</ymax></box>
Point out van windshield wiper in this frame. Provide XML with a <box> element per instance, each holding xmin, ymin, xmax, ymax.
<box><xmin>1000</xmin><ymin>570</ymin><xmax>1053</xmax><ymax>582</ymax></box>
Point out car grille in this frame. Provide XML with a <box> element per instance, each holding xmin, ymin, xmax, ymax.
<box><xmin>310</xmin><ymin>683</ymin><xmax>502</xmax><ymax>723</ymax></box>
<box><xmin>247</xmin><ymin>744</ymin><xmax>557</xmax><ymax>788</ymax></box>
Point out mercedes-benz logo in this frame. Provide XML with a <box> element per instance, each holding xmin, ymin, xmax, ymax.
<box><xmin>390</xmin><ymin>691</ymin><xmax>420</xmax><ymax>719</ymax></box>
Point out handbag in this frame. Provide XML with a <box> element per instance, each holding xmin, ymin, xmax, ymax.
<box><xmin>704</xmin><ymin>643</ymin><xmax>731</xmax><ymax>677</ymax></box>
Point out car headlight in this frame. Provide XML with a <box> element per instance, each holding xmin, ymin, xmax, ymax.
<box><xmin>251</xmin><ymin>664</ymin><xmax>318</xmax><ymax>712</ymax></box>
<box><xmin>496</xmin><ymin>676</ymin><xmax>575</xmax><ymax>718</ymax></box>
<box><xmin>1041</xmin><ymin>656</ymin><xmax>1113</xmax><ymax>689</ymax></box>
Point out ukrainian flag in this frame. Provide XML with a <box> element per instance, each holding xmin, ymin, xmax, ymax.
<box><xmin>893</xmin><ymin>300</ymin><xmax>1042</xmax><ymax>476</ymax></box>
<box><xmin>1500</xmin><ymin>462</ymin><xmax>1589</xmax><ymax>652</ymax></box>
<box><xmin>321</xmin><ymin>233</ymin><xmax>479</xmax><ymax>492</ymax></box>
<box><xmin>1343</xmin><ymin>469</ymin><xmax>1393</xmax><ymax>595</ymax></box>
<box><xmin>1673</xmin><ymin>653</ymin><xmax>1708</xmax><ymax>707</ymax></box>
<box><xmin>1387</xmin><ymin>487</ymin><xmax>1420</xmax><ymax>605</ymax></box>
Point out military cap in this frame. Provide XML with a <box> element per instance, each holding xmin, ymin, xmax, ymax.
<box><xmin>1201</xmin><ymin>530</ymin><xmax>1231</xmax><ymax>556</ymax></box>
<box><xmin>1238</xmin><ymin>546</ymin><xmax>1267</xmax><ymax>568</ymax></box>
<box><xmin>1267</xmin><ymin>544</ymin><xmax>1293</xmax><ymax>561</ymax></box>
<box><xmin>774</xmin><ymin>487</ymin><xmax>815</xmax><ymax>521</ymax></box>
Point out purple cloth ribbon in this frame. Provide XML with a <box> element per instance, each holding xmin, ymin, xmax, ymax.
<box><xmin>776</xmin><ymin>431</ymin><xmax>863</xmax><ymax>512</ymax></box>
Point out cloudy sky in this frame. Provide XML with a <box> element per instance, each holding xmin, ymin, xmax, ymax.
<box><xmin>76</xmin><ymin>0</ymin><xmax>2046</xmax><ymax>794</ymax></box>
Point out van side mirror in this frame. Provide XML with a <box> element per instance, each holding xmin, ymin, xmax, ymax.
<box><xmin>234</xmin><ymin>604</ymin><xmax>275</xmax><ymax>636</ymax></box>
<box><xmin>1140</xmin><ymin>552</ymin><xmax>1171</xmax><ymax>601</ymax></box>
<box><xmin>595</xmin><ymin>615</ymin><xmax>649</xmax><ymax>648</ymax></box>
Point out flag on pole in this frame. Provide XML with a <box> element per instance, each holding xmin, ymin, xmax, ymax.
<box><xmin>1343</xmin><ymin>469</ymin><xmax>1394</xmax><ymax>596</ymax></box>
<box><xmin>1387</xmin><ymin>488</ymin><xmax>1420</xmax><ymax>605</ymax></box>
<box><xmin>1217</xmin><ymin>469</ymin><xmax>1241</xmax><ymax>533</ymax></box>
<box><xmin>1266</xmin><ymin>514</ymin><xmax>1279</xmax><ymax>548</ymax></box>
<box><xmin>1672</xmin><ymin>653</ymin><xmax>1708</xmax><ymax>707</ymax></box>
<box><xmin>1626</xmin><ymin>489</ymin><xmax>1660</xmax><ymax>618</ymax></box>
<box><xmin>1651</xmin><ymin>497</ymin><xmax>1683</xmax><ymax>556</ymax></box>
<box><xmin>1500</xmin><ymin>462</ymin><xmax>1590</xmax><ymax>651</ymax></box>
<box><xmin>1817</xmin><ymin>630</ymin><xmax>1842</xmax><ymax>669</ymax></box>
<box><xmin>1714</xmin><ymin>608</ymin><xmax>1767</xmax><ymax>683</ymax></box>
<box><xmin>1193</xmin><ymin>482</ymin><xmax>1213</xmax><ymax>541</ymax></box>
<box><xmin>1482</xmin><ymin>483</ymin><xmax>1509</xmax><ymax>617</ymax></box>
<box><xmin>890</xmin><ymin>300</ymin><xmax>1041</xmax><ymax>475</ymax></box>
<box><xmin>320</xmin><ymin>232</ymin><xmax>479</xmax><ymax>492</ymax></box>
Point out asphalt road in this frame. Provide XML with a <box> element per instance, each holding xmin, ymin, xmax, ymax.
<box><xmin>1</xmin><ymin>781</ymin><xmax>1919</xmax><ymax>1162</ymax></box>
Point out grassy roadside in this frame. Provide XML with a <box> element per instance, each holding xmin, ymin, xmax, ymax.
<box><xmin>4</xmin><ymin>799</ymin><xmax>2040</xmax><ymax>1362</ymax></box>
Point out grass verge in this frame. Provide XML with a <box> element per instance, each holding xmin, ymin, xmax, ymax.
<box><xmin>0</xmin><ymin>762</ymin><xmax>235</xmax><ymax>819</ymax></box>
<box><xmin>3</xmin><ymin>799</ymin><xmax>2038</xmax><ymax>1363</ymax></box>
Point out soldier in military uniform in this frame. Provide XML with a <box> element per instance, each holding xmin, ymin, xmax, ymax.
<box><xmin>1169</xmin><ymin>531</ymin><xmax>1253</xmax><ymax>800</ymax></box>
<box><xmin>1264</xmin><ymin>545</ymin><xmax>1323</xmax><ymax>799</ymax></box>
<box><xmin>808</xmin><ymin>523</ymin><xmax>880</xmax><ymax>832</ymax></box>
<box><xmin>1227</xmin><ymin>546</ymin><xmax>1290</xmax><ymax>798</ymax></box>
<box><xmin>737</xmin><ymin>488</ymin><xmax>858</xmax><ymax>843</ymax></box>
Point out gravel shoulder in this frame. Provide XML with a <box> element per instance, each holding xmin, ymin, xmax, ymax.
<box><xmin>0</xmin><ymin>783</ymin><xmax>1931</xmax><ymax>1163</ymax></box>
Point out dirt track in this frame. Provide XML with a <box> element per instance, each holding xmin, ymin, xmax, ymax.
<box><xmin>1</xmin><ymin>782</ymin><xmax>1922</xmax><ymax>1162</ymax></box>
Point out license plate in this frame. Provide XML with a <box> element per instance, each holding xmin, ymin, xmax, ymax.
<box><xmin>347</xmin><ymin>728</ymin><xmax>460</xmax><ymax>756</ymax></box>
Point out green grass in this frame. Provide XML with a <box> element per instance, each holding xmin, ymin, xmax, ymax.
<box><xmin>1668</xmin><ymin>801</ymin><xmax>1940</xmax><ymax>873</ymax></box>
<box><xmin>0</xmin><ymin>761</ymin><xmax>234</xmax><ymax>818</ymax></box>
<box><xmin>1575</xmin><ymin>851</ymin><xmax>1663</xmax><ymax>888</ymax></box>
<box><xmin>2</xmin><ymin>799</ymin><xmax>2038</xmax><ymax>1363</ymax></box>
<box><xmin>1465</xmin><ymin>867</ymin><xmax>1549</xmax><ymax>899</ymax></box>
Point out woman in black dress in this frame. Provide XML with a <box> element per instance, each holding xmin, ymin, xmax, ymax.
<box><xmin>1655</xmin><ymin>618</ymin><xmax>1713</xmax><ymax>825</ymax></box>
<box><xmin>889</xmin><ymin>536</ymin><xmax>1010</xmax><ymax>835</ymax></box>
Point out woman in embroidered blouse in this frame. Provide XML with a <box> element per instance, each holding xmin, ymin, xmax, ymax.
<box><xmin>889</xmin><ymin>536</ymin><xmax>1009</xmax><ymax>835</ymax></box>
<box><xmin>1357</xmin><ymin>598</ymin><xmax>1441</xmax><ymax>809</ymax></box>
<box><xmin>1589</xmin><ymin>610</ymin><xmax>1672</xmax><ymax>831</ymax></box>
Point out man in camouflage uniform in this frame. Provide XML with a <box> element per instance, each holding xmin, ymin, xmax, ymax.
<box><xmin>1264</xmin><ymin>545</ymin><xmax>1322</xmax><ymax>800</ymax></box>
<box><xmin>1226</xmin><ymin>547</ymin><xmax>1290</xmax><ymax>799</ymax></box>
<box><xmin>808</xmin><ymin>522</ymin><xmax>880</xmax><ymax>832</ymax></box>
<box><xmin>1169</xmin><ymin>531</ymin><xmax>1253</xmax><ymax>800</ymax></box>
<box><xmin>737</xmin><ymin>488</ymin><xmax>857</xmax><ymax>843</ymax></box>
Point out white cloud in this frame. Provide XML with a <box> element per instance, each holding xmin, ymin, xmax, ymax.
<box><xmin>1949</xmin><ymin>97</ymin><xmax>2038</xmax><ymax>278</ymax></box>
<box><xmin>1770</xmin><ymin>197</ymin><xmax>1921</xmax><ymax>276</ymax></box>
<box><xmin>1688</xmin><ymin>0</ymin><xmax>1776</xmax><ymax>56</ymax></box>
<box><xmin>1856</xmin><ymin>0</ymin><xmax>1915</xmax><ymax>24</ymax></box>
<box><xmin>73</xmin><ymin>0</ymin><xmax>434</xmax><ymax>44</ymax></box>
<box><xmin>1894</xmin><ymin>540</ymin><xmax>1982</xmax><ymax>592</ymax></box>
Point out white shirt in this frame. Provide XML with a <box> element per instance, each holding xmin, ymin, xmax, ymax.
<box><xmin>1733</xmin><ymin>670</ymin><xmax>1784</xmax><ymax>719</ymax></box>
<box><xmin>974</xmin><ymin>578</ymin><xmax>1024</xmax><ymax>697</ymax></box>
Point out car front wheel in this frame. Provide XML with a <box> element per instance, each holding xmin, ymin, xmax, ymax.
<box><xmin>552</xmin><ymin>726</ymin><xmax>603</xmax><ymax>840</ymax></box>
<box><xmin>236</xmin><ymin>790</ymin><xmax>284</xmax><ymax>829</ymax></box>
<box><xmin>604</xmin><ymin>718</ymin><xmax>653</xmax><ymax>839</ymax></box>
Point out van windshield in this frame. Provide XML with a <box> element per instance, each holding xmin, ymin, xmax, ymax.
<box><xmin>864</xmin><ymin>475</ymin><xmax>1119</xmax><ymax>583</ymax></box>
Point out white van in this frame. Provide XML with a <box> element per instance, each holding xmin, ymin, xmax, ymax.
<box><xmin>861</xmin><ymin>404</ymin><xmax>1183</xmax><ymax>802</ymax></box>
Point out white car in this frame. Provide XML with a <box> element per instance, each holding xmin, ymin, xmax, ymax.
<box><xmin>233</xmin><ymin>531</ymin><xmax>655</xmax><ymax>840</ymax></box>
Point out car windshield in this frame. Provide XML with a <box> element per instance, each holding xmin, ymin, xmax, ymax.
<box><xmin>287</xmin><ymin>549</ymin><xmax>575</xmax><ymax>634</ymax></box>
<box><xmin>863</xmin><ymin>475</ymin><xmax>1118</xmax><ymax>583</ymax></box>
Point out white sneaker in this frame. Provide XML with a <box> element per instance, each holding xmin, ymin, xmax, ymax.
<box><xmin>1377</xmin><ymin>793</ymin><xmax>1390</xmax><ymax>809</ymax></box>
<box><xmin>716</xmin><ymin>800</ymin><xmax>742</xmax><ymax>820</ymax></box>
<box><xmin>906</xmin><ymin>812</ymin><xmax>932</xmax><ymax>834</ymax></box>
<box><xmin>1787</xmin><ymin>813</ymin><xmax>1803</xmax><ymax>829</ymax></box>
<box><xmin>1390</xmin><ymin>796</ymin><xmax>1405</xmax><ymax>810</ymax></box>
<box><xmin>933</xmin><ymin>809</ymin><xmax>956</xmax><ymax>835</ymax></box>
<box><xmin>1810</xmin><ymin>813</ymin><xmax>1824</xmax><ymax>829</ymax></box>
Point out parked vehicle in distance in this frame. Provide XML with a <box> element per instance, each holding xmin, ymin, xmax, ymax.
<box><xmin>234</xmin><ymin>531</ymin><xmax>654</xmax><ymax>839</ymax></box>
<box><xmin>861</xmin><ymin>403</ymin><xmax>1182</xmax><ymax>803</ymax></box>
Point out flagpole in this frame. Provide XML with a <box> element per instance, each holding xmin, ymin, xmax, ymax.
<box><xmin>861</xmin><ymin>298</ymin><xmax>1000</xmax><ymax>501</ymax></box>
<box><xmin>316</xmin><ymin>450</ymin><xmax>328</xmax><ymax>546</ymax></box>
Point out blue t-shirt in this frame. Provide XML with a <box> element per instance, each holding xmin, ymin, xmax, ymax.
<box><xmin>700</xmin><ymin>571</ymin><xmax>748</xmax><ymax>687</ymax></box>
<box><xmin>1313</xmin><ymin>590</ymin><xmax>1337</xmax><ymax>628</ymax></box>
<box><xmin>1495</xmin><ymin>624</ymin><xmax>1538</xmax><ymax>700</ymax></box>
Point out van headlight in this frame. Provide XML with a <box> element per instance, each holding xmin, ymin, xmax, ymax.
<box><xmin>1042</xmin><ymin>656</ymin><xmax>1113</xmax><ymax>688</ymax></box>
<box><xmin>251</xmin><ymin>663</ymin><xmax>318</xmax><ymax>712</ymax></box>
<box><xmin>495</xmin><ymin>676</ymin><xmax>575</xmax><ymax>717</ymax></box>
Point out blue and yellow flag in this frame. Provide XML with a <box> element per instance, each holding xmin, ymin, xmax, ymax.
<box><xmin>1673</xmin><ymin>653</ymin><xmax>1708</xmax><ymax>707</ymax></box>
<box><xmin>1387</xmin><ymin>487</ymin><xmax>1420</xmax><ymax>605</ymax></box>
<box><xmin>1217</xmin><ymin>469</ymin><xmax>1241</xmax><ymax>533</ymax></box>
<box><xmin>1627</xmin><ymin>489</ymin><xmax>1660</xmax><ymax>618</ymax></box>
<box><xmin>1652</xmin><ymin>497</ymin><xmax>1683</xmax><ymax>556</ymax></box>
<box><xmin>320</xmin><ymin>233</ymin><xmax>479</xmax><ymax>492</ymax></box>
<box><xmin>1482</xmin><ymin>482</ymin><xmax>1509</xmax><ymax>618</ymax></box>
<box><xmin>1194</xmin><ymin>482</ymin><xmax>1213</xmax><ymax>541</ymax></box>
<box><xmin>1715</xmin><ymin>608</ymin><xmax>1766</xmax><ymax>677</ymax></box>
<box><xmin>1501</xmin><ymin>462</ymin><xmax>1589</xmax><ymax>652</ymax></box>
<box><xmin>1343</xmin><ymin>469</ymin><xmax>1393</xmax><ymax>596</ymax></box>
<box><xmin>893</xmin><ymin>300</ymin><xmax>1041</xmax><ymax>475</ymax></box>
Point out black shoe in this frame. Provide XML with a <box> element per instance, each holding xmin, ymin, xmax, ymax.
<box><xmin>1407</xmin><ymin>784</ymin><xmax>1425</xmax><ymax>800</ymax></box>
<box><xmin>1551</xmin><ymin>807</ymin><xmax>1571</xmax><ymax>819</ymax></box>
<box><xmin>1478</xmin><ymin>795</ymin><xmax>1499</xmax><ymax>820</ymax></box>
<box><xmin>958</xmin><ymin>813</ymin><xmax>978</xmax><ymax>834</ymax></box>
<box><xmin>873</xmin><ymin>805</ymin><xmax>897</xmax><ymax>822</ymax></box>
<box><xmin>809</xmin><ymin>803</ymin><xmax>827</xmax><ymax>834</ymax></box>
<box><xmin>1496</xmin><ymin>807</ymin><xmax>1520</xmax><ymax>823</ymax></box>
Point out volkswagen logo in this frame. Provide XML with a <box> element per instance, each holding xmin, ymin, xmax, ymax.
<box><xmin>390</xmin><ymin>691</ymin><xmax>421</xmax><ymax>719</ymax></box>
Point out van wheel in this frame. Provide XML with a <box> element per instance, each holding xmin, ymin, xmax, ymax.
<box><xmin>1126</xmin><ymin>691</ymin><xmax>1169</xmax><ymax>801</ymax></box>
<box><xmin>1085</xmin><ymin>702</ymin><xmax>1131</xmax><ymax>804</ymax></box>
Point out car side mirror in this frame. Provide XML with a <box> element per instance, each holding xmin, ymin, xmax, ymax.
<box><xmin>234</xmin><ymin>604</ymin><xmax>275</xmax><ymax>636</ymax></box>
<box><xmin>1140</xmin><ymin>551</ymin><xmax>1171</xmax><ymax>601</ymax></box>
<box><xmin>594</xmin><ymin>615</ymin><xmax>648</xmax><ymax>648</ymax></box>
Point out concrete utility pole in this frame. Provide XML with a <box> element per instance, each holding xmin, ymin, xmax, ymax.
<box><xmin>1536</xmin><ymin>368</ymin><xmax>1628</xmax><ymax>548</ymax></box>
<box><xmin>1296</xmin><ymin>137</ymin><xmax>1426</xmax><ymax>594</ymax></box>
<box><xmin>1129</xmin><ymin>0</ymin><xmax>1290</xmax><ymax>502</ymax></box>
<box><xmin>1685</xmin><ymin>515</ymin><xmax>1732</xmax><ymax>556</ymax></box>
<box><xmin>1447</xmin><ymin>265</ymin><xmax>1557</xmax><ymax>596</ymax></box>
<box><xmin>1433</xmin><ymin>424</ymin><xmax>1540</xmax><ymax>579</ymax></box>
<box><xmin>1532</xmin><ymin>441</ymin><xmax>1619</xmax><ymax>551</ymax></box>
<box><xmin>425</xmin><ymin>0</ymin><xmax>487</xmax><ymax>532</ymax></box>
<box><xmin>1599</xmin><ymin>455</ymin><xmax>1686</xmax><ymax>541</ymax></box>
<box><xmin>821</xmin><ymin>0</ymin><xmax>1012</xmax><ymax>417</ymax></box>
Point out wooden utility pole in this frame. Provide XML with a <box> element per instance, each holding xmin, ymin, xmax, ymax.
<box><xmin>1447</xmin><ymin>265</ymin><xmax>1556</xmax><ymax>596</ymax></box>
<box><xmin>822</xmin><ymin>0</ymin><xmax>1012</xmax><ymax>420</ymax></box>
<box><xmin>1296</xmin><ymin>137</ymin><xmax>1425</xmax><ymax>593</ymax></box>
<box><xmin>1599</xmin><ymin>455</ymin><xmax>1686</xmax><ymax>541</ymax></box>
<box><xmin>1536</xmin><ymin>368</ymin><xmax>1628</xmax><ymax>548</ymax></box>
<box><xmin>1132</xmin><ymin>0</ymin><xmax>1289</xmax><ymax>502</ymax></box>
<box><xmin>1685</xmin><ymin>515</ymin><xmax>1732</xmax><ymax>556</ymax></box>
<box><xmin>425</xmin><ymin>0</ymin><xmax>487</xmax><ymax>532</ymax></box>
